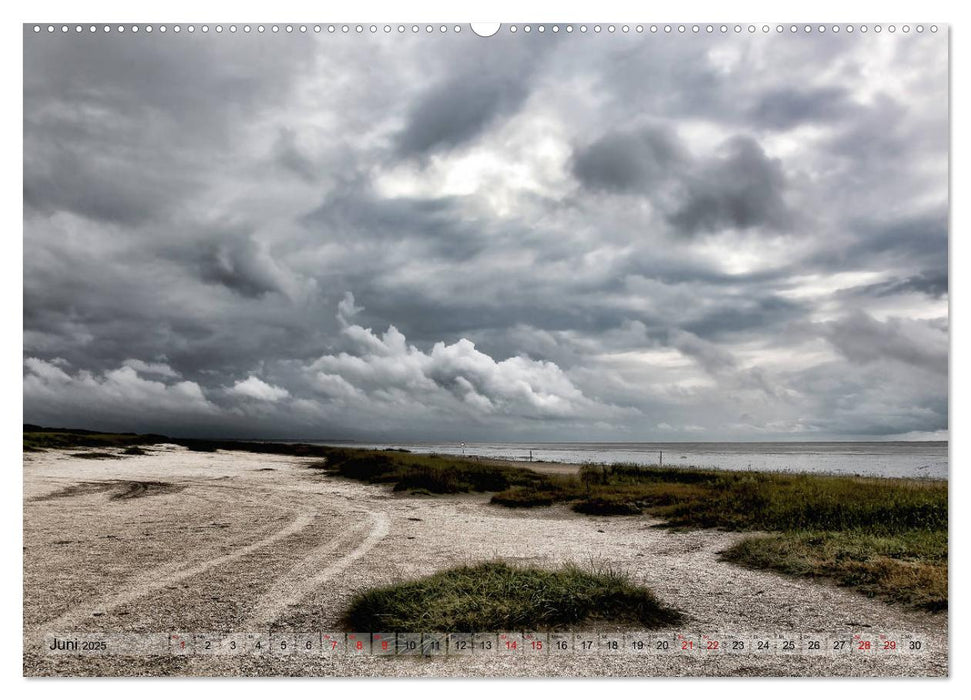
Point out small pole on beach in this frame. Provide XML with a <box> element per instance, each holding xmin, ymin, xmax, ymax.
<box><xmin>462</xmin><ymin>442</ymin><xmax>465</xmax><ymax>456</ymax></box>
<box><xmin>529</xmin><ymin>449</ymin><xmax>532</xmax><ymax>462</ymax></box>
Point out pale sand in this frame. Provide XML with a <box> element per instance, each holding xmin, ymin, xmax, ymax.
<box><xmin>23</xmin><ymin>446</ymin><xmax>947</xmax><ymax>677</ymax></box>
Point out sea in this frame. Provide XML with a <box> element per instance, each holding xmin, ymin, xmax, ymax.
<box><xmin>315</xmin><ymin>441</ymin><xmax>948</xmax><ymax>480</ymax></box>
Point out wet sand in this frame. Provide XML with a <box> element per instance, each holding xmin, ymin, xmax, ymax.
<box><xmin>23</xmin><ymin>445</ymin><xmax>947</xmax><ymax>677</ymax></box>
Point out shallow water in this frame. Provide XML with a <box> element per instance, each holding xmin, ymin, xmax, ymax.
<box><xmin>318</xmin><ymin>441</ymin><xmax>948</xmax><ymax>479</ymax></box>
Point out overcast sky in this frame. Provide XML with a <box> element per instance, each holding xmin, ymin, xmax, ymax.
<box><xmin>23</xmin><ymin>27</ymin><xmax>948</xmax><ymax>441</ymax></box>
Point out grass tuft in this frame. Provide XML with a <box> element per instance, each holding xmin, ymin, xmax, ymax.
<box><xmin>721</xmin><ymin>530</ymin><xmax>947</xmax><ymax>612</ymax></box>
<box><xmin>343</xmin><ymin>561</ymin><xmax>684</xmax><ymax>632</ymax></box>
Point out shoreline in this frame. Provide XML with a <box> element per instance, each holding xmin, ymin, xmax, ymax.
<box><xmin>444</xmin><ymin>453</ymin><xmax>950</xmax><ymax>481</ymax></box>
<box><xmin>309</xmin><ymin>442</ymin><xmax>949</xmax><ymax>480</ymax></box>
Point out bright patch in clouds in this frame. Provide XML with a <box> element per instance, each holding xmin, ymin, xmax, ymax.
<box><xmin>228</xmin><ymin>376</ymin><xmax>291</xmax><ymax>402</ymax></box>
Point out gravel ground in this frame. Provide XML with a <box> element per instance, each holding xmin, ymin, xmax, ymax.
<box><xmin>23</xmin><ymin>446</ymin><xmax>948</xmax><ymax>677</ymax></box>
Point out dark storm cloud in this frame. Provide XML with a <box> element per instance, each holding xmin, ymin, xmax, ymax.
<box><xmin>817</xmin><ymin>312</ymin><xmax>947</xmax><ymax>376</ymax></box>
<box><xmin>395</xmin><ymin>70</ymin><xmax>531</xmax><ymax>157</ymax></box>
<box><xmin>196</xmin><ymin>234</ymin><xmax>292</xmax><ymax>299</ymax></box>
<box><xmin>682</xmin><ymin>294</ymin><xmax>807</xmax><ymax>339</ymax></box>
<box><xmin>23</xmin><ymin>32</ymin><xmax>315</xmax><ymax>224</ymax></box>
<box><xmin>571</xmin><ymin>126</ymin><xmax>684</xmax><ymax>193</ymax></box>
<box><xmin>393</xmin><ymin>35</ymin><xmax>550</xmax><ymax>158</ymax></box>
<box><xmin>23</xmin><ymin>29</ymin><xmax>949</xmax><ymax>440</ymax></box>
<box><xmin>807</xmin><ymin>212</ymin><xmax>948</xmax><ymax>272</ymax></box>
<box><xmin>572</xmin><ymin>129</ymin><xmax>792</xmax><ymax>236</ymax></box>
<box><xmin>667</xmin><ymin>136</ymin><xmax>792</xmax><ymax>235</ymax></box>
<box><xmin>841</xmin><ymin>270</ymin><xmax>949</xmax><ymax>300</ymax></box>
<box><xmin>750</xmin><ymin>86</ymin><xmax>852</xmax><ymax>130</ymax></box>
<box><xmin>273</xmin><ymin>128</ymin><xmax>319</xmax><ymax>183</ymax></box>
<box><xmin>23</xmin><ymin>145</ymin><xmax>192</xmax><ymax>226</ymax></box>
<box><xmin>301</xmin><ymin>184</ymin><xmax>489</xmax><ymax>260</ymax></box>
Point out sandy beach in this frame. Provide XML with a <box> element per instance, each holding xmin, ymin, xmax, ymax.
<box><xmin>23</xmin><ymin>445</ymin><xmax>947</xmax><ymax>677</ymax></box>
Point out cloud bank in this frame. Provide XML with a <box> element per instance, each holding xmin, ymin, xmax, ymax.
<box><xmin>23</xmin><ymin>28</ymin><xmax>948</xmax><ymax>440</ymax></box>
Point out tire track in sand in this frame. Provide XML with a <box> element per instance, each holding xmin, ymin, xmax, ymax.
<box><xmin>246</xmin><ymin>509</ymin><xmax>390</xmax><ymax>627</ymax></box>
<box><xmin>38</xmin><ymin>510</ymin><xmax>319</xmax><ymax>638</ymax></box>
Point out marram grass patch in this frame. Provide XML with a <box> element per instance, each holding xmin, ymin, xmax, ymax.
<box><xmin>311</xmin><ymin>448</ymin><xmax>548</xmax><ymax>494</ymax></box>
<box><xmin>343</xmin><ymin>561</ymin><xmax>684</xmax><ymax>632</ymax></box>
<box><xmin>721</xmin><ymin>530</ymin><xmax>947</xmax><ymax>612</ymax></box>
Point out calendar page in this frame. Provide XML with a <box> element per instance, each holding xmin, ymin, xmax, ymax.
<box><xmin>22</xmin><ymin>20</ymin><xmax>948</xmax><ymax>679</ymax></box>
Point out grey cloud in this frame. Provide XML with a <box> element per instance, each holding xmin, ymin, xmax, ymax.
<box><xmin>668</xmin><ymin>330</ymin><xmax>736</xmax><ymax>375</ymax></box>
<box><xmin>786</xmin><ymin>360</ymin><xmax>947</xmax><ymax>437</ymax></box>
<box><xmin>393</xmin><ymin>35</ymin><xmax>552</xmax><ymax>157</ymax></box>
<box><xmin>23</xmin><ymin>146</ymin><xmax>194</xmax><ymax>226</ymax></box>
<box><xmin>23</xmin><ymin>357</ymin><xmax>219</xmax><ymax>434</ymax></box>
<box><xmin>273</xmin><ymin>128</ymin><xmax>319</xmax><ymax>183</ymax></box>
<box><xmin>24</xmin><ymin>32</ymin><xmax>314</xmax><ymax>224</ymax></box>
<box><xmin>571</xmin><ymin>126</ymin><xmax>684</xmax><ymax>193</ymax></box>
<box><xmin>682</xmin><ymin>294</ymin><xmax>807</xmax><ymax>340</ymax></box>
<box><xmin>22</xmin><ymin>29</ymin><xmax>949</xmax><ymax>440</ymax></box>
<box><xmin>302</xmin><ymin>185</ymin><xmax>486</xmax><ymax>257</ymax></box>
<box><xmin>841</xmin><ymin>270</ymin><xmax>948</xmax><ymax>300</ymax></box>
<box><xmin>668</xmin><ymin>329</ymin><xmax>786</xmax><ymax>400</ymax></box>
<box><xmin>395</xmin><ymin>71</ymin><xmax>530</xmax><ymax>157</ymax></box>
<box><xmin>197</xmin><ymin>235</ymin><xmax>293</xmax><ymax>299</ymax></box>
<box><xmin>818</xmin><ymin>312</ymin><xmax>947</xmax><ymax>375</ymax></box>
<box><xmin>750</xmin><ymin>86</ymin><xmax>852</xmax><ymax>130</ymax></box>
<box><xmin>807</xmin><ymin>213</ymin><xmax>948</xmax><ymax>274</ymax></box>
<box><xmin>572</xmin><ymin>129</ymin><xmax>792</xmax><ymax>236</ymax></box>
<box><xmin>668</xmin><ymin>136</ymin><xmax>791</xmax><ymax>235</ymax></box>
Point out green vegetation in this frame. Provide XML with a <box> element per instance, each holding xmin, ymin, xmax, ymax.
<box><xmin>22</xmin><ymin>425</ymin><xmax>335</xmax><ymax>458</ymax></box>
<box><xmin>23</xmin><ymin>426</ymin><xmax>164</xmax><ymax>451</ymax></box>
<box><xmin>559</xmin><ymin>464</ymin><xmax>946</xmax><ymax>534</ymax></box>
<box><xmin>343</xmin><ymin>561</ymin><xmax>684</xmax><ymax>632</ymax></box>
<box><xmin>492</xmin><ymin>463</ymin><xmax>948</xmax><ymax>611</ymax></box>
<box><xmin>311</xmin><ymin>448</ymin><xmax>549</xmax><ymax>494</ymax></box>
<box><xmin>722</xmin><ymin>530</ymin><xmax>947</xmax><ymax>612</ymax></box>
<box><xmin>313</xmin><ymin>449</ymin><xmax>947</xmax><ymax>611</ymax></box>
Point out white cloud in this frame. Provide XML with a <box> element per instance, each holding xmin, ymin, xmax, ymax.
<box><xmin>122</xmin><ymin>358</ymin><xmax>181</xmax><ymax>378</ymax></box>
<box><xmin>336</xmin><ymin>291</ymin><xmax>364</xmax><ymax>326</ymax></box>
<box><xmin>228</xmin><ymin>376</ymin><xmax>291</xmax><ymax>402</ymax></box>
<box><xmin>23</xmin><ymin>358</ymin><xmax>215</xmax><ymax>424</ymax></box>
<box><xmin>307</xmin><ymin>301</ymin><xmax>627</xmax><ymax>422</ymax></box>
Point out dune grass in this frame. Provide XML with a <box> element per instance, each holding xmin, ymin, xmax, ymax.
<box><xmin>22</xmin><ymin>425</ymin><xmax>336</xmax><ymax>457</ymax></box>
<box><xmin>494</xmin><ymin>463</ymin><xmax>948</xmax><ymax>611</ymax></box>
<box><xmin>561</xmin><ymin>464</ymin><xmax>946</xmax><ymax>533</ymax></box>
<box><xmin>23</xmin><ymin>427</ymin><xmax>163</xmax><ymax>451</ymax></box>
<box><xmin>342</xmin><ymin>561</ymin><xmax>684</xmax><ymax>632</ymax></box>
<box><xmin>311</xmin><ymin>448</ymin><xmax>549</xmax><ymax>494</ymax></box>
<box><xmin>722</xmin><ymin>530</ymin><xmax>947</xmax><ymax>612</ymax></box>
<box><xmin>313</xmin><ymin>449</ymin><xmax>947</xmax><ymax>611</ymax></box>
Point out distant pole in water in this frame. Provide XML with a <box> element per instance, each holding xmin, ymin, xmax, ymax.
<box><xmin>659</xmin><ymin>450</ymin><xmax>663</xmax><ymax>467</ymax></box>
<box><xmin>529</xmin><ymin>449</ymin><xmax>532</xmax><ymax>462</ymax></box>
